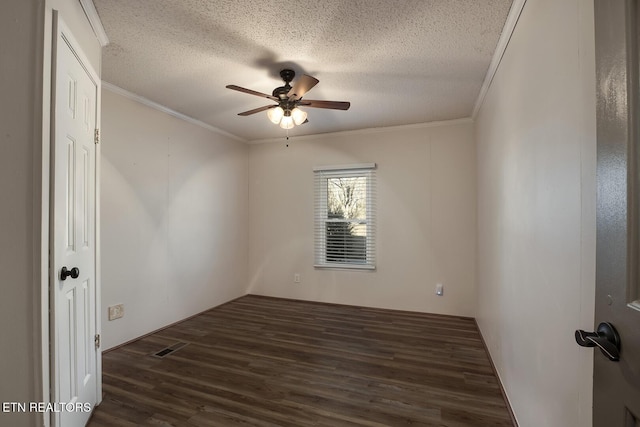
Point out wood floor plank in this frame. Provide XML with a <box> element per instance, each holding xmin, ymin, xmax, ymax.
<box><xmin>88</xmin><ymin>295</ymin><xmax>513</xmax><ymax>426</ymax></box>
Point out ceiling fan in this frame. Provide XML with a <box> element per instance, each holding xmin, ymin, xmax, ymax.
<box><xmin>226</xmin><ymin>69</ymin><xmax>351</xmax><ymax>129</ymax></box>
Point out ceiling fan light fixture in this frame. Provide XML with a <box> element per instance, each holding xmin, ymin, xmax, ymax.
<box><xmin>279</xmin><ymin>115</ymin><xmax>294</xmax><ymax>129</ymax></box>
<box><xmin>228</xmin><ymin>69</ymin><xmax>349</xmax><ymax>133</ymax></box>
<box><xmin>267</xmin><ymin>106</ymin><xmax>284</xmax><ymax>124</ymax></box>
<box><xmin>291</xmin><ymin>107</ymin><xmax>307</xmax><ymax>125</ymax></box>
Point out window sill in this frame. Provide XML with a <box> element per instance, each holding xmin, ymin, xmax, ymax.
<box><xmin>314</xmin><ymin>264</ymin><xmax>376</xmax><ymax>271</ymax></box>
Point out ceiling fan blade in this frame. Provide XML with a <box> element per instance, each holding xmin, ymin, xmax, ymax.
<box><xmin>298</xmin><ymin>100</ymin><xmax>351</xmax><ymax>110</ymax></box>
<box><xmin>226</xmin><ymin>85</ymin><xmax>278</xmax><ymax>101</ymax></box>
<box><xmin>287</xmin><ymin>74</ymin><xmax>319</xmax><ymax>101</ymax></box>
<box><xmin>238</xmin><ymin>105</ymin><xmax>277</xmax><ymax>116</ymax></box>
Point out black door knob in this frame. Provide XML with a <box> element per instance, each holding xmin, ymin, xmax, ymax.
<box><xmin>575</xmin><ymin>322</ymin><xmax>621</xmax><ymax>361</ymax></box>
<box><xmin>60</xmin><ymin>266</ymin><xmax>80</xmax><ymax>281</ymax></box>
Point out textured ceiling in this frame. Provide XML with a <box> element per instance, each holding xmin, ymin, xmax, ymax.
<box><xmin>94</xmin><ymin>0</ymin><xmax>513</xmax><ymax>142</ymax></box>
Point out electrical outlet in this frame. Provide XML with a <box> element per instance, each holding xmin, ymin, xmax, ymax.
<box><xmin>436</xmin><ymin>283</ymin><xmax>444</xmax><ymax>296</ymax></box>
<box><xmin>108</xmin><ymin>304</ymin><xmax>124</xmax><ymax>320</ymax></box>
<box><xmin>294</xmin><ymin>273</ymin><xmax>301</xmax><ymax>283</ymax></box>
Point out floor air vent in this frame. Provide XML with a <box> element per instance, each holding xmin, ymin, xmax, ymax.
<box><xmin>151</xmin><ymin>342</ymin><xmax>189</xmax><ymax>358</ymax></box>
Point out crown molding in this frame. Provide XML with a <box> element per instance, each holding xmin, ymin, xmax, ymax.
<box><xmin>79</xmin><ymin>0</ymin><xmax>109</xmax><ymax>47</ymax></box>
<box><xmin>472</xmin><ymin>0</ymin><xmax>527</xmax><ymax>119</ymax></box>
<box><xmin>102</xmin><ymin>82</ymin><xmax>247</xmax><ymax>143</ymax></box>
<box><xmin>248</xmin><ymin>118</ymin><xmax>474</xmax><ymax>145</ymax></box>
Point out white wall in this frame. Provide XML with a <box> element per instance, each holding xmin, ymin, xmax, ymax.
<box><xmin>475</xmin><ymin>1</ymin><xmax>596</xmax><ymax>426</ymax></box>
<box><xmin>0</xmin><ymin>3</ymin><xmax>45</xmax><ymax>426</ymax></box>
<box><xmin>248</xmin><ymin>121</ymin><xmax>477</xmax><ymax>317</ymax></box>
<box><xmin>100</xmin><ymin>89</ymin><xmax>249</xmax><ymax>350</ymax></box>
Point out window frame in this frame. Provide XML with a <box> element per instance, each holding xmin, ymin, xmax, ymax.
<box><xmin>313</xmin><ymin>163</ymin><xmax>376</xmax><ymax>270</ymax></box>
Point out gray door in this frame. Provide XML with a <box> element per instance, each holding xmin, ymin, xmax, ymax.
<box><xmin>593</xmin><ymin>0</ymin><xmax>640</xmax><ymax>425</ymax></box>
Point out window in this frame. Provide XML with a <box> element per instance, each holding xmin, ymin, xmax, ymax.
<box><xmin>314</xmin><ymin>164</ymin><xmax>376</xmax><ymax>269</ymax></box>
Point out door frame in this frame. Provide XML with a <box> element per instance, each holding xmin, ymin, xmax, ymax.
<box><xmin>44</xmin><ymin>11</ymin><xmax>102</xmax><ymax>426</ymax></box>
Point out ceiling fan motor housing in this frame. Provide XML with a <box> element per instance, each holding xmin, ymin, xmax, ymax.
<box><xmin>272</xmin><ymin>69</ymin><xmax>296</xmax><ymax>105</ymax></box>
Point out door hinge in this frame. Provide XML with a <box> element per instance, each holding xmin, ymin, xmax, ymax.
<box><xmin>94</xmin><ymin>128</ymin><xmax>100</xmax><ymax>145</ymax></box>
<box><xmin>94</xmin><ymin>334</ymin><xmax>101</xmax><ymax>349</ymax></box>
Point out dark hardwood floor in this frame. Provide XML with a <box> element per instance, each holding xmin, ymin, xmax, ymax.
<box><xmin>88</xmin><ymin>295</ymin><xmax>513</xmax><ymax>426</ymax></box>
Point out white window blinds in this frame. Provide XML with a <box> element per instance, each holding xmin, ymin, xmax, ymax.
<box><xmin>313</xmin><ymin>164</ymin><xmax>377</xmax><ymax>269</ymax></box>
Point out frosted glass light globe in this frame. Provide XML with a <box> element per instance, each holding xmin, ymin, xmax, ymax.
<box><xmin>267</xmin><ymin>106</ymin><xmax>284</xmax><ymax>124</ymax></box>
<box><xmin>279</xmin><ymin>115</ymin><xmax>294</xmax><ymax>129</ymax></box>
<box><xmin>291</xmin><ymin>107</ymin><xmax>307</xmax><ymax>125</ymax></box>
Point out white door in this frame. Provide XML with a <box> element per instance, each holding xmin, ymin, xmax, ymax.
<box><xmin>51</xmin><ymin>17</ymin><xmax>99</xmax><ymax>427</ymax></box>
